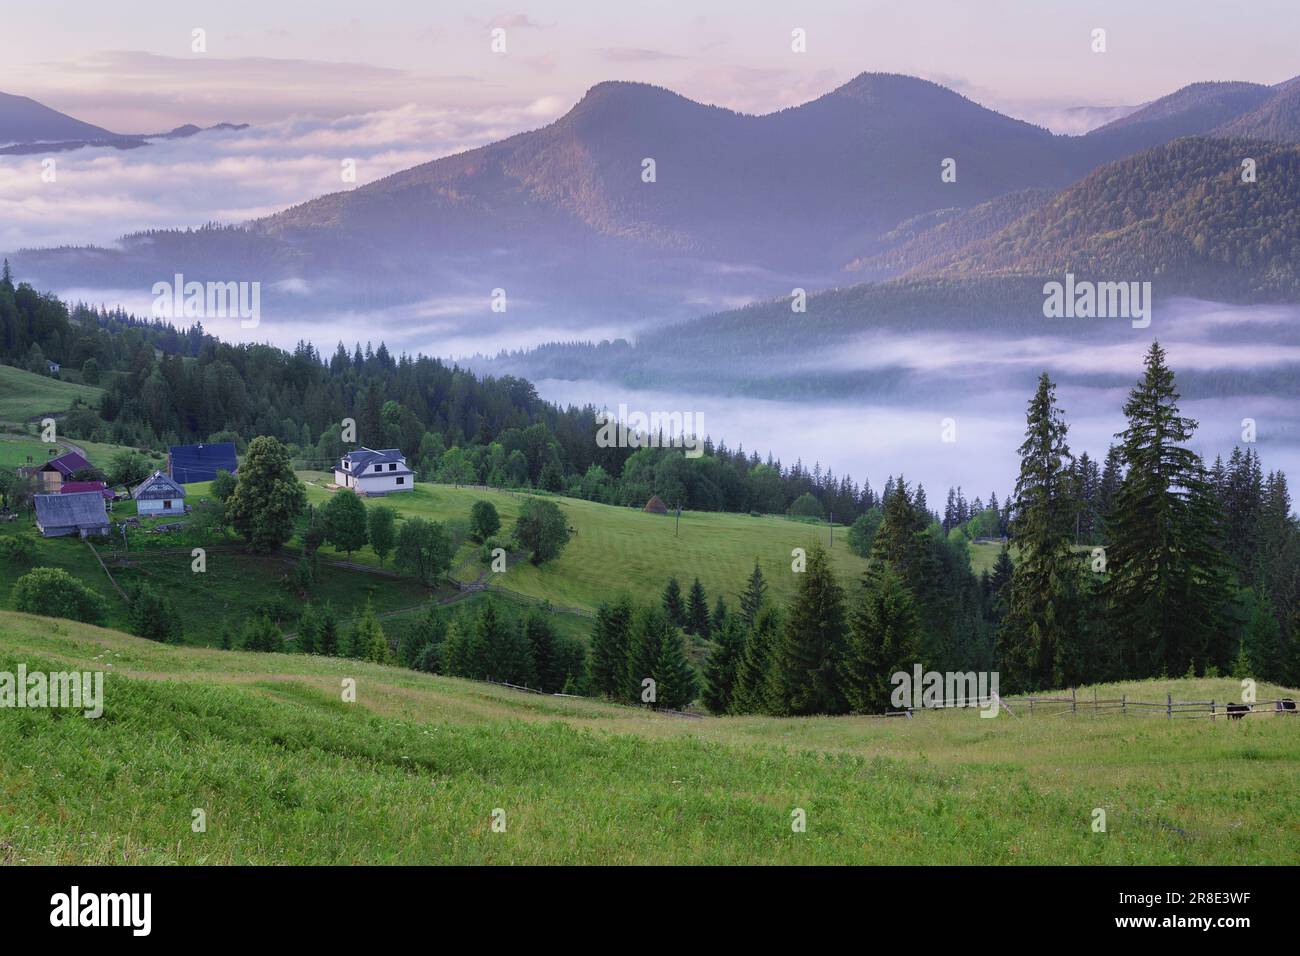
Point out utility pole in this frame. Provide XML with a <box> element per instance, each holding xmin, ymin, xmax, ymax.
<box><xmin>675</xmin><ymin>503</ymin><xmax>681</xmax><ymax>537</ymax></box>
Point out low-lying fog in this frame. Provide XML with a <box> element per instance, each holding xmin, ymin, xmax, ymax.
<box><xmin>55</xmin><ymin>287</ymin><xmax>1300</xmax><ymax>505</ymax></box>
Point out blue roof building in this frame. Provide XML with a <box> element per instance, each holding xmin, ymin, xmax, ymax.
<box><xmin>168</xmin><ymin>442</ymin><xmax>238</xmax><ymax>484</ymax></box>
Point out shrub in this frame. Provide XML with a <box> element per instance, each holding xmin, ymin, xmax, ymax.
<box><xmin>128</xmin><ymin>583</ymin><xmax>184</xmax><ymax>643</ymax></box>
<box><xmin>469</xmin><ymin>500</ymin><xmax>501</xmax><ymax>542</ymax></box>
<box><xmin>11</xmin><ymin>568</ymin><xmax>106</xmax><ymax>624</ymax></box>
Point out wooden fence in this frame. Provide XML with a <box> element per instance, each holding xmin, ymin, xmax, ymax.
<box><xmin>969</xmin><ymin>688</ymin><xmax>1298</xmax><ymax>720</ymax></box>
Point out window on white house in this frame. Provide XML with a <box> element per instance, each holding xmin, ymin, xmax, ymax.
<box><xmin>164</xmin><ymin>500</ymin><xmax>172</xmax><ymax>509</ymax></box>
<box><xmin>389</xmin><ymin>463</ymin><xmax>396</xmax><ymax>471</ymax></box>
<box><xmin>397</xmin><ymin>477</ymin><xmax>404</xmax><ymax>485</ymax></box>
<box><xmin>374</xmin><ymin>465</ymin><xmax>382</xmax><ymax>472</ymax></box>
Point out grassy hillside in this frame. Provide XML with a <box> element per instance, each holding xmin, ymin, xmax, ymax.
<box><xmin>0</xmin><ymin>611</ymin><xmax>1296</xmax><ymax>865</ymax></box>
<box><xmin>0</xmin><ymin>365</ymin><xmax>102</xmax><ymax>421</ymax></box>
<box><xmin>0</xmin><ymin>431</ymin><xmax>163</xmax><ymax>472</ymax></box>
<box><xmin>301</xmin><ymin>476</ymin><xmax>871</xmax><ymax>614</ymax></box>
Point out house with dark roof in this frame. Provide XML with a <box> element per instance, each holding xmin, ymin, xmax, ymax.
<box><xmin>61</xmin><ymin>480</ymin><xmax>114</xmax><ymax>500</ymax></box>
<box><xmin>132</xmin><ymin>471</ymin><xmax>187</xmax><ymax>516</ymax></box>
<box><xmin>34</xmin><ymin>491</ymin><xmax>111</xmax><ymax>538</ymax></box>
<box><xmin>168</xmin><ymin>442</ymin><xmax>238</xmax><ymax>484</ymax></box>
<box><xmin>335</xmin><ymin>447</ymin><xmax>414</xmax><ymax>496</ymax></box>
<box><xmin>28</xmin><ymin>451</ymin><xmax>92</xmax><ymax>493</ymax></box>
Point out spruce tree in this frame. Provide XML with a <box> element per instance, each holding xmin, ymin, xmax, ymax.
<box><xmin>775</xmin><ymin>544</ymin><xmax>848</xmax><ymax>715</ymax></box>
<box><xmin>702</xmin><ymin>616</ymin><xmax>745</xmax><ymax>714</ymax></box>
<box><xmin>997</xmin><ymin>372</ymin><xmax>1081</xmax><ymax>692</ymax></box>
<box><xmin>525</xmin><ymin>612</ymin><xmax>561</xmax><ymax>691</ymax></box>
<box><xmin>589</xmin><ymin>598</ymin><xmax>633</xmax><ymax>699</ymax></box>
<box><xmin>442</xmin><ymin>618</ymin><xmax>471</xmax><ymax>677</ymax></box>
<box><xmin>662</xmin><ymin>577</ymin><xmax>685</xmax><ymax>627</ymax></box>
<box><xmin>627</xmin><ymin>606</ymin><xmax>670</xmax><ymax>705</ymax></box>
<box><xmin>1102</xmin><ymin>343</ymin><xmax>1232</xmax><ymax>677</ymax></box>
<box><xmin>298</xmin><ymin>603</ymin><xmax>321</xmax><ymax>654</ymax></box>
<box><xmin>739</xmin><ymin>561</ymin><xmax>768</xmax><ymax>626</ymax></box>
<box><xmin>653</xmin><ymin>620</ymin><xmax>698</xmax><ymax>710</ymax></box>
<box><xmin>317</xmin><ymin>603</ymin><xmax>339</xmax><ymax>656</ymax></box>
<box><xmin>730</xmin><ymin>604</ymin><xmax>781</xmax><ymax>714</ymax></box>
<box><xmin>686</xmin><ymin>577</ymin><xmax>710</xmax><ymax>638</ymax></box>
<box><xmin>710</xmin><ymin>595</ymin><xmax>729</xmax><ymax>635</ymax></box>
<box><xmin>840</xmin><ymin>565</ymin><xmax>921</xmax><ymax>714</ymax></box>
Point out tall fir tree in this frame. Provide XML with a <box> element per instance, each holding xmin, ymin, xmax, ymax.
<box><xmin>702</xmin><ymin>616</ymin><xmax>746</xmax><ymax>714</ymax></box>
<box><xmin>589</xmin><ymin>598</ymin><xmax>633</xmax><ymax>700</ymax></box>
<box><xmin>997</xmin><ymin>373</ymin><xmax>1081</xmax><ymax>692</ymax></box>
<box><xmin>775</xmin><ymin>544</ymin><xmax>848</xmax><ymax>715</ymax></box>
<box><xmin>662</xmin><ymin>577</ymin><xmax>686</xmax><ymax>628</ymax></box>
<box><xmin>1102</xmin><ymin>342</ymin><xmax>1233</xmax><ymax>677</ymax></box>
<box><xmin>685</xmin><ymin>577</ymin><xmax>710</xmax><ymax>638</ymax></box>
<box><xmin>525</xmin><ymin>612</ymin><xmax>562</xmax><ymax>691</ymax></box>
<box><xmin>730</xmin><ymin>604</ymin><xmax>782</xmax><ymax>714</ymax></box>
<box><xmin>739</xmin><ymin>561</ymin><xmax>768</xmax><ymax>626</ymax></box>
<box><xmin>839</xmin><ymin>565</ymin><xmax>921</xmax><ymax>714</ymax></box>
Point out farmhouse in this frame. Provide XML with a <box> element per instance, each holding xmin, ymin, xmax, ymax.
<box><xmin>27</xmin><ymin>450</ymin><xmax>92</xmax><ymax>493</ymax></box>
<box><xmin>168</xmin><ymin>442</ymin><xmax>237</xmax><ymax>483</ymax></box>
<box><xmin>61</xmin><ymin>480</ymin><xmax>114</xmax><ymax>500</ymax></box>
<box><xmin>34</xmin><ymin>491</ymin><xmax>111</xmax><ymax>538</ymax></box>
<box><xmin>335</xmin><ymin>447</ymin><xmax>414</xmax><ymax>495</ymax></box>
<box><xmin>132</xmin><ymin>471</ymin><xmax>187</xmax><ymax>516</ymax></box>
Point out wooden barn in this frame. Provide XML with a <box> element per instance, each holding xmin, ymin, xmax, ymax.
<box><xmin>26</xmin><ymin>450</ymin><xmax>92</xmax><ymax>493</ymax></box>
<box><xmin>34</xmin><ymin>491</ymin><xmax>111</xmax><ymax>538</ymax></box>
<box><xmin>132</xmin><ymin>471</ymin><xmax>187</xmax><ymax>517</ymax></box>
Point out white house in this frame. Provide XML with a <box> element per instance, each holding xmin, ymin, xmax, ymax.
<box><xmin>131</xmin><ymin>471</ymin><xmax>187</xmax><ymax>516</ymax></box>
<box><xmin>335</xmin><ymin>447</ymin><xmax>414</xmax><ymax>495</ymax></box>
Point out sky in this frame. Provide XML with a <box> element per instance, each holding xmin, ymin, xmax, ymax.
<box><xmin>4</xmin><ymin>0</ymin><xmax>1299</xmax><ymax>133</ymax></box>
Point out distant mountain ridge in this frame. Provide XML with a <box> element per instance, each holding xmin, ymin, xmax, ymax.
<box><xmin>10</xmin><ymin>70</ymin><xmax>1300</xmax><ymax>323</ymax></box>
<box><xmin>0</xmin><ymin>91</ymin><xmax>247</xmax><ymax>154</ymax></box>
<box><xmin>0</xmin><ymin>91</ymin><xmax>116</xmax><ymax>145</ymax></box>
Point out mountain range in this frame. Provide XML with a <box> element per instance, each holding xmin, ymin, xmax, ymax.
<box><xmin>0</xmin><ymin>91</ymin><xmax>246</xmax><ymax>154</ymax></box>
<box><xmin>8</xmin><ymin>70</ymin><xmax>1300</xmax><ymax>327</ymax></box>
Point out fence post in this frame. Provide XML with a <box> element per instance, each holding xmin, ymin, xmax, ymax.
<box><xmin>1071</xmin><ymin>687</ymin><xmax>1077</xmax><ymax>714</ymax></box>
<box><xmin>1029</xmin><ymin>696</ymin><xmax>1034</xmax><ymax>716</ymax></box>
<box><xmin>1093</xmin><ymin>687</ymin><xmax>1098</xmax><ymax>713</ymax></box>
<box><xmin>1122</xmin><ymin>693</ymin><xmax>1126</xmax><ymax>715</ymax></box>
<box><xmin>1211</xmin><ymin>699</ymin><xmax>1215</xmax><ymax>717</ymax></box>
<box><xmin>1167</xmin><ymin>693</ymin><xmax>1172</xmax><ymax>719</ymax></box>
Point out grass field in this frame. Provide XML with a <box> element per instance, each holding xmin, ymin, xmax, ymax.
<box><xmin>0</xmin><ymin>431</ymin><xmax>164</xmax><ymax>474</ymax></box>
<box><xmin>0</xmin><ymin>610</ymin><xmax>1296</xmax><ymax>865</ymax></box>
<box><xmin>0</xmin><ymin>509</ymin><xmax>440</xmax><ymax>646</ymax></box>
<box><xmin>301</xmin><ymin>476</ymin><xmax>871</xmax><ymax>614</ymax></box>
<box><xmin>0</xmin><ymin>365</ymin><xmax>103</xmax><ymax>421</ymax></box>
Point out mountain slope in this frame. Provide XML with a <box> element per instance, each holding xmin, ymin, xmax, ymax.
<box><xmin>932</xmin><ymin>137</ymin><xmax>1300</xmax><ymax>298</ymax></box>
<box><xmin>14</xmin><ymin>73</ymin><xmax>1100</xmax><ymax>318</ymax></box>
<box><xmin>0</xmin><ymin>91</ymin><xmax>115</xmax><ymax>145</ymax></box>
<box><xmin>1215</xmin><ymin>77</ymin><xmax>1300</xmax><ymax>141</ymax></box>
<box><xmin>15</xmin><ymin>72</ymin><xmax>1300</xmax><ymax>322</ymax></box>
<box><xmin>1084</xmin><ymin>81</ymin><xmax>1274</xmax><ymax>154</ymax></box>
<box><xmin>259</xmin><ymin>73</ymin><xmax>1071</xmax><ymax>272</ymax></box>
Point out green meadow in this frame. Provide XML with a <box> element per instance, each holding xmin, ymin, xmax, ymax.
<box><xmin>0</xmin><ymin>611</ymin><xmax>1296</xmax><ymax>865</ymax></box>
<box><xmin>300</xmin><ymin>475</ymin><xmax>870</xmax><ymax>614</ymax></box>
<box><xmin>0</xmin><ymin>365</ymin><xmax>103</xmax><ymax>421</ymax></box>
